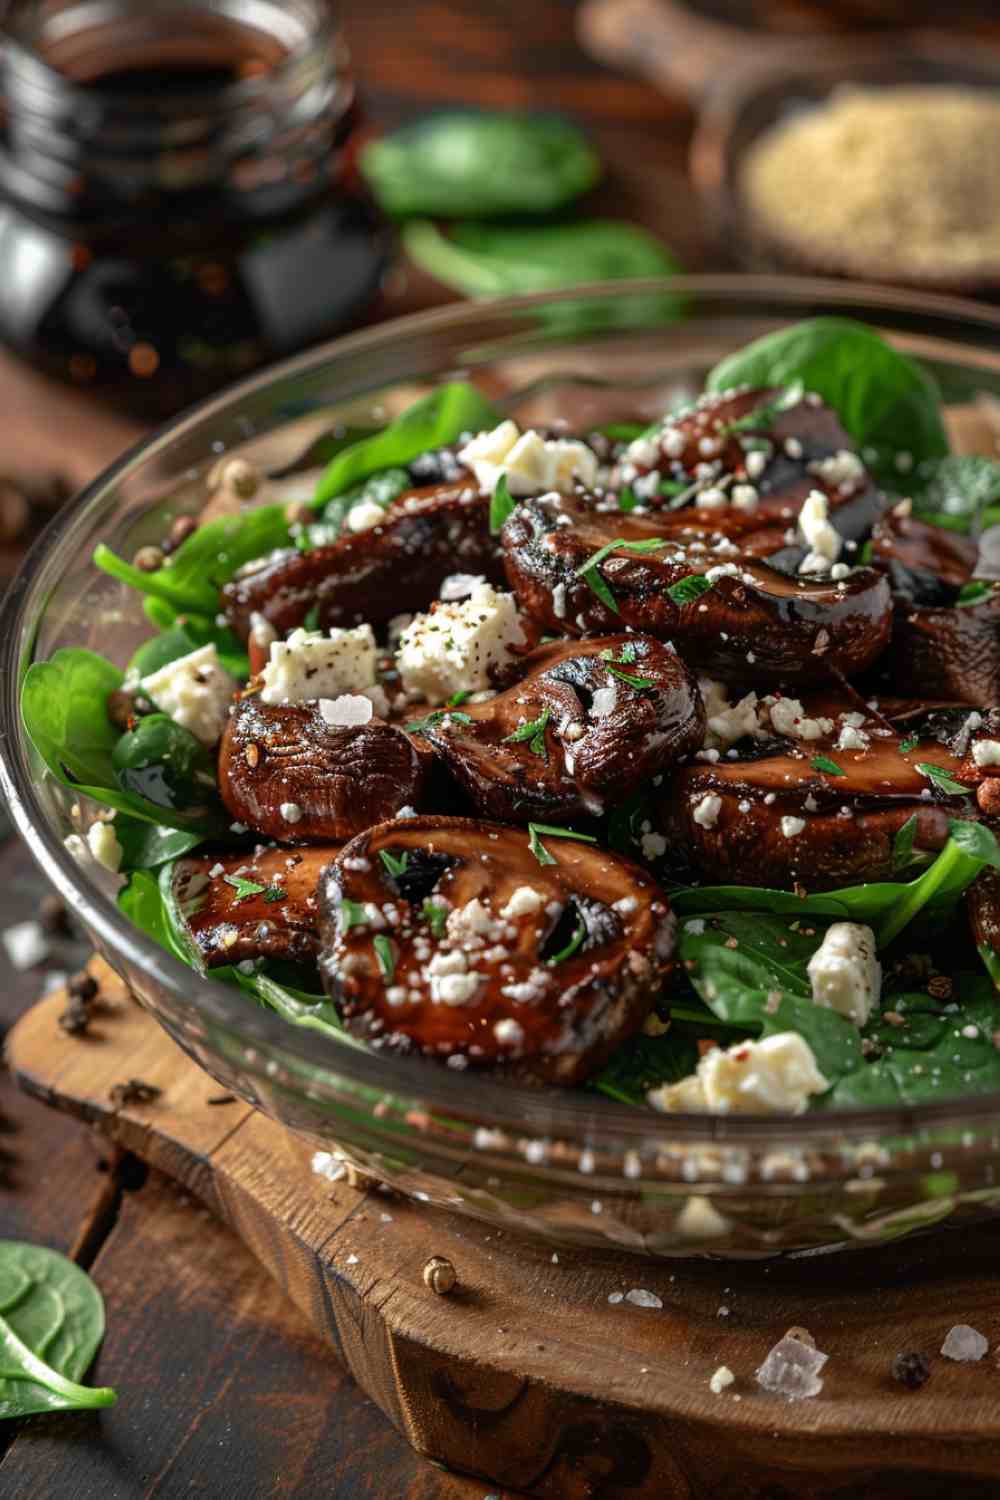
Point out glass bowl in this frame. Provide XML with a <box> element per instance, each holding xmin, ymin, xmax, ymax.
<box><xmin>7</xmin><ymin>275</ymin><xmax>1000</xmax><ymax>1260</ymax></box>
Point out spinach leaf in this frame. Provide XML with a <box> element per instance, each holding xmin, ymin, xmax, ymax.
<box><xmin>0</xmin><ymin>1242</ymin><xmax>117</xmax><ymax>1419</ymax></box>
<box><xmin>680</xmin><ymin>911</ymin><xmax>863</xmax><ymax>1087</ymax></box>
<box><xmin>829</xmin><ymin>975</ymin><xmax>1000</xmax><ymax>1107</ymax></box>
<box><xmin>912</xmin><ymin>455</ymin><xmax>1000</xmax><ymax>535</ymax></box>
<box><xmin>113</xmin><ymin>817</ymin><xmax>204</xmax><ymax>872</ymax></box>
<box><xmin>320</xmin><ymin>467</ymin><xmax>410</xmax><ymax>538</ymax></box>
<box><xmin>706</xmin><ymin>318</ymin><xmax>948</xmax><ymax>487</ymax></box>
<box><xmin>95</xmin><ymin>504</ymin><xmax>292</xmax><ymax>622</ymax></box>
<box><xmin>111</xmin><ymin>715</ymin><xmax>221</xmax><ymax>823</ymax></box>
<box><xmin>313</xmin><ymin>383</ymin><xmax>500</xmax><ymax>507</ymax></box>
<box><xmin>21</xmin><ymin>649</ymin><xmax>225</xmax><ymax>834</ymax></box>
<box><xmin>128</xmin><ymin>618</ymin><xmax>249</xmax><ymax>682</ymax></box>
<box><xmin>673</xmin><ymin>823</ymin><xmax>1000</xmax><ymax>947</ymax></box>
<box><xmin>593</xmin><ymin>1026</ymin><xmax>702</xmax><ymax>1106</ymax></box>
<box><xmin>403</xmin><ymin>219</ymin><xmax>683</xmax><ymax>303</ymax></box>
<box><xmin>360</xmin><ymin>111</ymin><xmax>600</xmax><ymax>218</ymax></box>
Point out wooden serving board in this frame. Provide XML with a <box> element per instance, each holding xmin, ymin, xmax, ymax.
<box><xmin>9</xmin><ymin>964</ymin><xmax>1000</xmax><ymax>1498</ymax></box>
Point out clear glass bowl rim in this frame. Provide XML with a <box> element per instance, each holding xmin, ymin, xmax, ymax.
<box><xmin>7</xmin><ymin>271</ymin><xmax>1000</xmax><ymax>1151</ymax></box>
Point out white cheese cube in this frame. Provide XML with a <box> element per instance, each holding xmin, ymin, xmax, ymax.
<box><xmin>798</xmin><ymin>489</ymin><xmax>843</xmax><ymax>564</ymax></box>
<box><xmin>807</xmin><ymin>922</ymin><xmax>880</xmax><ymax>1027</ymax></box>
<box><xmin>259</xmin><ymin>625</ymin><xmax>377</xmax><ymax>706</ymax></box>
<box><xmin>396</xmin><ymin>583</ymin><xmax>525</xmax><ymax>703</ymax></box>
<box><xmin>141</xmin><ymin>644</ymin><xmax>237</xmax><ymax>746</ymax></box>
<box><xmin>649</xmin><ymin>1033</ymin><xmax>828</xmax><ymax>1115</ymax></box>
<box><xmin>458</xmin><ymin>421</ymin><xmax>597</xmax><ymax>496</ymax></box>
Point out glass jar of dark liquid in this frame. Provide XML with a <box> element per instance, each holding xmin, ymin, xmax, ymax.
<box><xmin>0</xmin><ymin>0</ymin><xmax>389</xmax><ymax>418</ymax></box>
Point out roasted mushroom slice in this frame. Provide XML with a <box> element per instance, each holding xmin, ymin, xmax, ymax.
<box><xmin>968</xmin><ymin>868</ymin><xmax>1000</xmax><ymax>980</ymax></box>
<box><xmin>318</xmin><ymin>816</ymin><xmax>674</xmax><ymax>1083</ymax></box>
<box><xmin>502</xmin><ymin>494</ymin><xmax>892</xmax><ymax>686</ymax></box>
<box><xmin>219</xmin><ymin>697</ymin><xmax>425</xmax><ymax>842</ymax></box>
<box><xmin>660</xmin><ymin>697</ymin><xmax>1000</xmax><ymax>891</ymax></box>
<box><xmin>615</xmin><ymin>386</ymin><xmax>882</xmax><ymax>549</ymax></box>
<box><xmin>871</xmin><ymin>505</ymin><xmax>1000</xmax><ymax>706</ymax></box>
<box><xmin>222</xmin><ymin>481</ymin><xmax>503</xmax><ymax>639</ymax></box>
<box><xmin>172</xmin><ymin>845</ymin><xmax>337</xmax><ymax>968</ymax></box>
<box><xmin>418</xmin><ymin>636</ymin><xmax>703</xmax><ymax>823</ymax></box>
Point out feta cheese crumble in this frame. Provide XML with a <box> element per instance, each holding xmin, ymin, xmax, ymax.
<box><xmin>798</xmin><ymin>489</ymin><xmax>843</xmax><ymax>574</ymax></box>
<box><xmin>807</xmin><ymin>922</ymin><xmax>881</xmax><ymax>1027</ymax></box>
<box><xmin>973</xmin><ymin>739</ymin><xmax>1000</xmax><ymax>767</ymax></box>
<box><xmin>693</xmin><ymin>794</ymin><xmax>722</xmax><ymax>830</ymax></box>
<box><xmin>318</xmin><ymin>694</ymin><xmax>375</xmax><ymax>728</ymax></box>
<box><xmin>648</xmin><ymin>1033</ymin><xmax>828</xmax><ymax>1115</ymax></box>
<box><xmin>141</xmin><ymin>643</ymin><xmax>237</xmax><ymax>745</ymax></box>
<box><xmin>396</xmin><ymin>583</ymin><xmax>526</xmax><ymax>703</ymax></box>
<box><xmin>458</xmin><ymin>421</ymin><xmax>598</xmax><ymax>496</ymax></box>
<box><xmin>260</xmin><ymin>624</ymin><xmax>377</xmax><ymax>706</ymax></box>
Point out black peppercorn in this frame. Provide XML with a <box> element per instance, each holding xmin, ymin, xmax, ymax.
<box><xmin>68</xmin><ymin>971</ymin><xmax>99</xmax><ymax>1003</ymax></box>
<box><xmin>891</xmin><ymin>1351</ymin><xmax>930</xmax><ymax>1389</ymax></box>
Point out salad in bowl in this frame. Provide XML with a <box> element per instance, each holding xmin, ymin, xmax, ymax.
<box><xmin>20</xmin><ymin>313</ymin><xmax>1000</xmax><ymax>1130</ymax></box>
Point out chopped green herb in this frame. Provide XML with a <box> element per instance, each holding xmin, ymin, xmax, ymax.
<box><xmin>546</xmin><ymin>918</ymin><xmax>586</xmax><ymax>966</ymax></box>
<box><xmin>263</xmin><ymin>887</ymin><xmax>287</xmax><ymax>903</ymax></box>
<box><xmin>448</xmin><ymin>690</ymin><xmax>472</xmax><ymax>707</ymax></box>
<box><xmin>600</xmin><ymin>644</ymin><xmax>637</xmax><ymax>665</ymax></box>
<box><xmin>223</xmin><ymin>874</ymin><xmax>267</xmax><ymax>903</ymax></box>
<box><xmin>294</xmin><ymin>528</ymin><xmax>313</xmax><ymax>553</ymax></box>
<box><xmin>811</xmin><ymin>755</ymin><xmax>845</xmax><ymax>777</ymax></box>
<box><xmin>527</xmin><ymin>822</ymin><xmax>598</xmax><ymax>866</ymax></box>
<box><xmin>575</xmin><ymin>536</ymin><xmax>669</xmax><ymax>615</ymax></box>
<box><xmin>892</xmin><ymin>812</ymin><xmax>933</xmax><ymax>875</ymax></box>
<box><xmin>489</xmin><ymin>473</ymin><xmax>516</xmax><ymax>534</ymax></box>
<box><xmin>374</xmin><ymin>934</ymin><xmax>395</xmax><ymax>980</ymax></box>
<box><xmin>340</xmin><ymin>898</ymin><xmax>369</xmax><ymax>930</ymax></box>
<box><xmin>503</xmin><ymin>706</ymin><xmax>551</xmax><ymax>757</ymax></box>
<box><xmin>667</xmin><ymin>574</ymin><xmax>714</xmax><ymax>607</ymax></box>
<box><xmin>606</xmin><ymin>663</ymin><xmax>655</xmax><ymax>691</ymax></box>
<box><xmin>721</xmin><ymin>380</ymin><xmax>805</xmax><ymax>437</ymax></box>
<box><xmin>405</xmin><ymin>709</ymin><xmax>474</xmax><ymax>733</ymax></box>
<box><xmin>916</xmin><ymin>762</ymin><xmax>970</xmax><ymax>796</ymax></box>
<box><xmin>658</xmin><ymin>479</ymin><xmax>689</xmax><ymax>497</ymax></box>
<box><xmin>956</xmin><ymin>580</ymin><xmax>993</xmax><ymax>607</ymax></box>
<box><xmin>898</xmin><ymin>736</ymin><xmax>919</xmax><ymax>754</ymax></box>
<box><xmin>618</xmin><ymin>485</ymin><xmax>638</xmax><ymax>513</ymax></box>
<box><xmin>422</xmin><ymin>900</ymin><xmax>448</xmax><ymax>939</ymax></box>
<box><xmin>380</xmin><ymin>849</ymin><xmax>410</xmax><ymax>878</ymax></box>
<box><xmin>302</xmin><ymin>604</ymin><xmax>321</xmax><ymax>632</ymax></box>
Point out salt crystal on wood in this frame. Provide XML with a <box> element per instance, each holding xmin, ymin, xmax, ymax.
<box><xmin>625</xmin><ymin>1289</ymin><xmax>663</xmax><ymax>1309</ymax></box>
<box><xmin>941</xmin><ymin>1324</ymin><xmax>989</xmax><ymax>1362</ymax></box>
<box><xmin>756</xmin><ymin>1334</ymin><xmax>828</xmax><ymax>1400</ymax></box>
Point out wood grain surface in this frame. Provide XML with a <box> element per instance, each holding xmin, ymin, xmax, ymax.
<box><xmin>9</xmin><ymin>965</ymin><xmax>1000</xmax><ymax>1499</ymax></box>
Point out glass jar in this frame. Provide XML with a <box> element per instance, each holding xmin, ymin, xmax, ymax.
<box><xmin>0</xmin><ymin>0</ymin><xmax>389</xmax><ymax>418</ymax></box>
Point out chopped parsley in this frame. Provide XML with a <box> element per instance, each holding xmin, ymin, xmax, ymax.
<box><xmin>379</xmin><ymin>848</ymin><xmax>410</xmax><ymax>877</ymax></box>
<box><xmin>546</xmin><ymin>918</ymin><xmax>587</xmax><ymax>966</ymax></box>
<box><xmin>600</xmin><ymin>643</ymin><xmax>637</xmax><ymax>664</ymax></box>
<box><xmin>916</xmin><ymin>762</ymin><xmax>970</xmax><ymax>796</ymax></box>
<box><xmin>618</xmin><ymin>485</ymin><xmax>638</xmax><ymax>513</ymax></box>
<box><xmin>503</xmin><ymin>706</ymin><xmax>551</xmax><ymax>757</ymax></box>
<box><xmin>223</xmin><ymin>874</ymin><xmax>266</xmax><ymax>903</ymax></box>
<box><xmin>489</xmin><ymin>473</ymin><xmax>516</xmax><ymax>534</ymax></box>
<box><xmin>606</xmin><ymin>663</ymin><xmax>655</xmax><ymax>691</ymax></box>
<box><xmin>667</xmin><ymin>574</ymin><xmax>714</xmax><ymax>607</ymax></box>
<box><xmin>575</xmin><ymin>536</ymin><xmax>669</xmax><ymax>615</ymax></box>
<box><xmin>262</xmin><ymin>887</ymin><xmax>288</xmax><ymax>903</ymax></box>
<box><xmin>302</xmin><ymin>604</ymin><xmax>321</xmax><ymax>631</ymax></box>
<box><xmin>956</xmin><ymin>580</ymin><xmax>993</xmax><ymax>607</ymax></box>
<box><xmin>898</xmin><ymin>736</ymin><xmax>919</xmax><ymax>754</ymax></box>
<box><xmin>339</xmin><ymin>898</ymin><xmax>369</xmax><ymax>930</ymax></box>
<box><xmin>421</xmin><ymin>900</ymin><xmax>448</xmax><ymax>939</ymax></box>
<box><xmin>405</xmin><ymin>709</ymin><xmax>474</xmax><ymax>733</ymax></box>
<box><xmin>527</xmin><ymin>822</ymin><xmax>598</xmax><ymax>867</ymax></box>
<box><xmin>811</xmin><ymin>755</ymin><xmax>845</xmax><ymax>777</ymax></box>
<box><xmin>373</xmin><ymin>934</ymin><xmax>395</xmax><ymax>980</ymax></box>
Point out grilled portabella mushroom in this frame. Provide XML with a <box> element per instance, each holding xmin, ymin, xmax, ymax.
<box><xmin>172</xmin><ymin>845</ymin><xmax>337</xmax><ymax>968</ymax></box>
<box><xmin>661</xmin><ymin>699</ymin><xmax>999</xmax><ymax>890</ymax></box>
<box><xmin>419</xmin><ymin>635</ymin><xmax>704</xmax><ymax>823</ymax></box>
<box><xmin>318</xmin><ymin>816</ymin><xmax>674</xmax><ymax>1083</ymax></box>
<box><xmin>871</xmin><ymin>507</ymin><xmax>1000</xmax><ymax>706</ymax></box>
<box><xmin>502</xmin><ymin>494</ymin><xmax>892</xmax><ymax>687</ymax></box>
<box><xmin>222</xmin><ymin>482</ymin><xmax>503</xmax><ymax>639</ymax></box>
<box><xmin>619</xmin><ymin>386</ymin><xmax>883</xmax><ymax>551</ymax></box>
<box><xmin>219</xmin><ymin>697</ymin><xmax>425</xmax><ymax>842</ymax></box>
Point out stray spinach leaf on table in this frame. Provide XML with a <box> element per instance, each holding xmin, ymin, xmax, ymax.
<box><xmin>0</xmin><ymin>1242</ymin><xmax>116</xmax><ymax>1420</ymax></box>
<box><xmin>360</xmin><ymin>111</ymin><xmax>600</xmax><ymax>218</ymax></box>
<box><xmin>706</xmin><ymin>318</ymin><xmax>948</xmax><ymax>489</ymax></box>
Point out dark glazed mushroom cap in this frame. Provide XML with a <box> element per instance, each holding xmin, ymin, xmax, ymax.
<box><xmin>419</xmin><ymin>635</ymin><xmax>705</xmax><ymax>824</ymax></box>
<box><xmin>660</xmin><ymin>698</ymin><xmax>997</xmax><ymax>890</ymax></box>
<box><xmin>173</xmin><ymin>844</ymin><xmax>339</xmax><ymax>968</ymax></box>
<box><xmin>222</xmin><ymin>481</ymin><xmax>503</xmax><ymax>639</ymax></box>
<box><xmin>317</xmin><ymin>816</ymin><xmax>674</xmax><ymax>1084</ymax></box>
<box><xmin>968</xmin><ymin>868</ymin><xmax>1000</xmax><ymax>971</ymax></box>
<box><xmin>219</xmin><ymin>697</ymin><xmax>425</xmax><ymax>843</ymax></box>
<box><xmin>502</xmin><ymin>494</ymin><xmax>892</xmax><ymax>687</ymax></box>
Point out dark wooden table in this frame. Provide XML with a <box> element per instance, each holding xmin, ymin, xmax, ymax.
<box><xmin>0</xmin><ymin>3</ymin><xmax>705</xmax><ymax>1495</ymax></box>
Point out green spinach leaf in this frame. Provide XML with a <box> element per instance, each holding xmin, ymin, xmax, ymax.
<box><xmin>0</xmin><ymin>1242</ymin><xmax>117</xmax><ymax>1419</ymax></box>
<box><xmin>113</xmin><ymin>817</ymin><xmax>204</xmax><ymax>872</ymax></box>
<box><xmin>21</xmin><ymin>649</ymin><xmax>225</xmax><ymax>834</ymax></box>
<box><xmin>911</xmin><ymin>454</ymin><xmax>1000</xmax><ymax>534</ymax></box>
<box><xmin>320</xmin><ymin>467</ymin><xmax>410</xmax><ymax>538</ymax></box>
<box><xmin>313</xmin><ymin>382</ymin><xmax>500</xmax><ymax>507</ymax></box>
<box><xmin>128</xmin><ymin>618</ymin><xmax>249</xmax><ymax>681</ymax></box>
<box><xmin>706</xmin><ymin>318</ymin><xmax>948</xmax><ymax>487</ymax></box>
<box><xmin>360</xmin><ymin>112</ymin><xmax>600</xmax><ymax>218</ymax></box>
